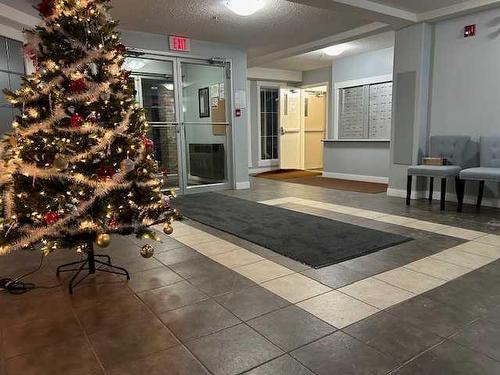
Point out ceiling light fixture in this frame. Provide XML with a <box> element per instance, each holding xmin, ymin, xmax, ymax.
<box><xmin>224</xmin><ymin>0</ymin><xmax>265</xmax><ymax>16</ymax></box>
<box><xmin>122</xmin><ymin>58</ymin><xmax>146</xmax><ymax>71</ymax></box>
<box><xmin>323</xmin><ymin>44</ymin><xmax>350</xmax><ymax>57</ymax></box>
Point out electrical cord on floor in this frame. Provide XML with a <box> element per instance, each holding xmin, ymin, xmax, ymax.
<box><xmin>0</xmin><ymin>253</ymin><xmax>62</xmax><ymax>295</ymax></box>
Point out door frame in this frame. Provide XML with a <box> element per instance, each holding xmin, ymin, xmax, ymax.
<box><xmin>125</xmin><ymin>49</ymin><xmax>236</xmax><ymax>195</ymax></box>
<box><xmin>175</xmin><ymin>57</ymin><xmax>234</xmax><ymax>194</ymax></box>
<box><xmin>300</xmin><ymin>82</ymin><xmax>330</xmax><ymax>170</ymax></box>
<box><xmin>256</xmin><ymin>81</ymin><xmax>284</xmax><ymax>168</ymax></box>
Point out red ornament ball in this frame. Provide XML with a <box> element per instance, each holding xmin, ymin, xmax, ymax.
<box><xmin>107</xmin><ymin>217</ymin><xmax>119</xmax><ymax>230</ymax></box>
<box><xmin>96</xmin><ymin>165</ymin><xmax>116</xmax><ymax>180</ymax></box>
<box><xmin>68</xmin><ymin>78</ymin><xmax>87</xmax><ymax>94</ymax></box>
<box><xmin>37</xmin><ymin>0</ymin><xmax>56</xmax><ymax>18</ymax></box>
<box><xmin>141</xmin><ymin>136</ymin><xmax>154</xmax><ymax>150</ymax></box>
<box><xmin>70</xmin><ymin>114</ymin><xmax>83</xmax><ymax>128</ymax></box>
<box><xmin>43</xmin><ymin>211</ymin><xmax>60</xmax><ymax>225</ymax></box>
<box><xmin>116</xmin><ymin>44</ymin><xmax>127</xmax><ymax>54</ymax></box>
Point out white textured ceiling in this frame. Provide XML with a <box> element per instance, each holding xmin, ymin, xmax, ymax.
<box><xmin>262</xmin><ymin>31</ymin><xmax>394</xmax><ymax>71</ymax></box>
<box><xmin>368</xmin><ymin>0</ymin><xmax>472</xmax><ymax>13</ymax></box>
<box><xmin>109</xmin><ymin>0</ymin><xmax>371</xmax><ymax>59</ymax></box>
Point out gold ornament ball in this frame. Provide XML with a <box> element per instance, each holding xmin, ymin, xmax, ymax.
<box><xmin>163</xmin><ymin>223</ymin><xmax>174</xmax><ymax>235</ymax></box>
<box><xmin>140</xmin><ymin>244</ymin><xmax>155</xmax><ymax>258</ymax></box>
<box><xmin>96</xmin><ymin>233</ymin><xmax>111</xmax><ymax>248</ymax></box>
<box><xmin>53</xmin><ymin>154</ymin><xmax>69</xmax><ymax>170</ymax></box>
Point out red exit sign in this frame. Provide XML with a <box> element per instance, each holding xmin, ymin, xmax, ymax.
<box><xmin>169</xmin><ymin>36</ymin><xmax>190</xmax><ymax>52</ymax></box>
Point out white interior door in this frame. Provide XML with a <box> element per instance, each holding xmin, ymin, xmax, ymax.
<box><xmin>279</xmin><ymin>88</ymin><xmax>301</xmax><ymax>170</ymax></box>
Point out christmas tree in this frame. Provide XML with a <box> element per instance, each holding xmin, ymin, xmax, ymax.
<box><xmin>0</xmin><ymin>0</ymin><xmax>177</xmax><ymax>258</ymax></box>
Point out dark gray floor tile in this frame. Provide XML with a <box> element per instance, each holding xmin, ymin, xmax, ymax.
<box><xmin>291</xmin><ymin>331</ymin><xmax>396</xmax><ymax>375</ymax></box>
<box><xmin>248</xmin><ymin>305</ymin><xmax>336</xmax><ymax>351</ymax></box>
<box><xmin>154</xmin><ymin>246</ymin><xmax>203</xmax><ymax>266</ymax></box>
<box><xmin>215</xmin><ymin>286</ymin><xmax>290</xmax><ymax>321</ymax></box>
<box><xmin>127</xmin><ymin>267</ymin><xmax>183</xmax><ymax>293</ymax></box>
<box><xmin>188</xmin><ymin>269</ymin><xmax>256</xmax><ymax>297</ymax></box>
<box><xmin>108</xmin><ymin>345</ymin><xmax>209</xmax><ymax>375</ymax></box>
<box><xmin>244</xmin><ymin>355</ymin><xmax>314</xmax><ymax>375</ymax></box>
<box><xmin>451</xmin><ymin>319</ymin><xmax>500</xmax><ymax>362</ymax></box>
<box><xmin>186</xmin><ymin>324</ymin><xmax>283</xmax><ymax>375</ymax></box>
<box><xmin>159</xmin><ymin>299</ymin><xmax>241</xmax><ymax>341</ymax></box>
<box><xmin>301</xmin><ymin>264</ymin><xmax>366</xmax><ymax>288</ymax></box>
<box><xmin>269</xmin><ymin>254</ymin><xmax>311</xmax><ymax>272</ymax></box>
<box><xmin>339</xmin><ymin>254</ymin><xmax>396</xmax><ymax>277</ymax></box>
<box><xmin>5</xmin><ymin>337</ymin><xmax>103</xmax><ymax>375</ymax></box>
<box><xmin>138</xmin><ymin>280</ymin><xmax>209</xmax><ymax>314</ymax></box>
<box><xmin>88</xmin><ymin>317</ymin><xmax>179</xmax><ymax>369</ymax></box>
<box><xmin>169</xmin><ymin>258</ymin><xmax>229</xmax><ymax>280</ymax></box>
<box><xmin>393</xmin><ymin>340</ymin><xmax>500</xmax><ymax>375</ymax></box>
<box><xmin>344</xmin><ymin>312</ymin><xmax>443</xmax><ymax>363</ymax></box>
<box><xmin>386</xmin><ymin>296</ymin><xmax>477</xmax><ymax>338</ymax></box>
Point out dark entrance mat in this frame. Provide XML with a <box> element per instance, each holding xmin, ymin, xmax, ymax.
<box><xmin>173</xmin><ymin>193</ymin><xmax>412</xmax><ymax>269</ymax></box>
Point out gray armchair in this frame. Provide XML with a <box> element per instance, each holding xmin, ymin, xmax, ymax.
<box><xmin>459</xmin><ymin>136</ymin><xmax>500</xmax><ymax>211</ymax></box>
<box><xmin>407</xmin><ymin>136</ymin><xmax>471</xmax><ymax>211</ymax></box>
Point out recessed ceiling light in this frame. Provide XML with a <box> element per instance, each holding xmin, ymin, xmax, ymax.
<box><xmin>224</xmin><ymin>0</ymin><xmax>265</xmax><ymax>16</ymax></box>
<box><xmin>323</xmin><ymin>44</ymin><xmax>350</xmax><ymax>57</ymax></box>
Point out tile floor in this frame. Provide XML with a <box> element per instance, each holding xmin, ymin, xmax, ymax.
<box><xmin>1</xmin><ymin>177</ymin><xmax>500</xmax><ymax>374</ymax></box>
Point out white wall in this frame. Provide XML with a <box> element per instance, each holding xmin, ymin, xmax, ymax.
<box><xmin>324</xmin><ymin>47</ymin><xmax>394</xmax><ymax>182</ymax></box>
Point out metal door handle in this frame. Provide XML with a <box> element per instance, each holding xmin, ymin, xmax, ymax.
<box><xmin>281</xmin><ymin>127</ymin><xmax>285</xmax><ymax>135</ymax></box>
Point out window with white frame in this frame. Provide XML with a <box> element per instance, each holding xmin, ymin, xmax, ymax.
<box><xmin>259</xmin><ymin>87</ymin><xmax>279</xmax><ymax>160</ymax></box>
<box><xmin>338</xmin><ymin>81</ymin><xmax>392</xmax><ymax>140</ymax></box>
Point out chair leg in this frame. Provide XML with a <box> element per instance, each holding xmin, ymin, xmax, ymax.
<box><xmin>477</xmin><ymin>181</ymin><xmax>485</xmax><ymax>209</ymax></box>
<box><xmin>456</xmin><ymin>177</ymin><xmax>464</xmax><ymax>213</ymax></box>
<box><xmin>429</xmin><ymin>177</ymin><xmax>434</xmax><ymax>203</ymax></box>
<box><xmin>440</xmin><ymin>178</ymin><xmax>447</xmax><ymax>211</ymax></box>
<box><xmin>406</xmin><ymin>175</ymin><xmax>412</xmax><ymax>206</ymax></box>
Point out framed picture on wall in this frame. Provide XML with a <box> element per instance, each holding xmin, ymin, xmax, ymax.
<box><xmin>199</xmin><ymin>87</ymin><xmax>210</xmax><ymax>118</ymax></box>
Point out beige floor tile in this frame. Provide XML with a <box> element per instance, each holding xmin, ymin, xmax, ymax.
<box><xmin>403</xmin><ymin>220</ymin><xmax>450</xmax><ymax>232</ymax></box>
<box><xmin>455</xmin><ymin>241</ymin><xmax>500</xmax><ymax>259</ymax></box>
<box><xmin>339</xmin><ymin>278</ymin><xmax>415</xmax><ymax>310</ymax></box>
<box><xmin>176</xmin><ymin>233</ymin><xmax>219</xmax><ymax>247</ymax></box>
<box><xmin>259</xmin><ymin>198</ymin><xmax>294</xmax><ymax>205</ymax></box>
<box><xmin>212</xmin><ymin>248</ymin><xmax>264</xmax><ymax>268</ymax></box>
<box><xmin>234</xmin><ymin>260</ymin><xmax>295</xmax><ymax>284</ymax></box>
<box><xmin>326</xmin><ymin>205</ymin><xmax>360</xmax><ymax>214</ymax></box>
<box><xmin>262</xmin><ymin>273</ymin><xmax>331</xmax><ymax>303</ymax></box>
<box><xmin>376</xmin><ymin>215</ymin><xmax>417</xmax><ymax>225</ymax></box>
<box><xmin>350</xmin><ymin>210</ymin><xmax>388</xmax><ymax>219</ymax></box>
<box><xmin>374</xmin><ymin>267</ymin><xmax>447</xmax><ymax>294</ymax></box>
<box><xmin>170</xmin><ymin>228</ymin><xmax>204</xmax><ymax>239</ymax></box>
<box><xmin>430</xmin><ymin>248</ymin><xmax>494</xmax><ymax>269</ymax></box>
<box><xmin>404</xmin><ymin>257</ymin><xmax>470</xmax><ymax>281</ymax></box>
<box><xmin>190</xmin><ymin>240</ymin><xmax>240</xmax><ymax>257</ymax></box>
<box><xmin>297</xmin><ymin>290</ymin><xmax>379</xmax><ymax>329</ymax></box>
<box><xmin>437</xmin><ymin>227</ymin><xmax>487</xmax><ymax>240</ymax></box>
<box><xmin>474</xmin><ymin>234</ymin><xmax>500</xmax><ymax>247</ymax></box>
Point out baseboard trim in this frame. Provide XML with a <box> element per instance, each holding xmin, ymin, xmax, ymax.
<box><xmin>322</xmin><ymin>172</ymin><xmax>389</xmax><ymax>184</ymax></box>
<box><xmin>387</xmin><ymin>188</ymin><xmax>500</xmax><ymax>209</ymax></box>
<box><xmin>248</xmin><ymin>166</ymin><xmax>279</xmax><ymax>174</ymax></box>
<box><xmin>236</xmin><ymin>181</ymin><xmax>251</xmax><ymax>190</ymax></box>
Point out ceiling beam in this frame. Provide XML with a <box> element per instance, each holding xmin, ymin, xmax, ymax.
<box><xmin>248</xmin><ymin>22</ymin><xmax>391</xmax><ymax>67</ymax></box>
<box><xmin>287</xmin><ymin>0</ymin><xmax>417</xmax><ymax>28</ymax></box>
<box><xmin>0</xmin><ymin>3</ymin><xmax>39</xmax><ymax>28</ymax></box>
<box><xmin>418</xmin><ymin>0</ymin><xmax>500</xmax><ymax>22</ymax></box>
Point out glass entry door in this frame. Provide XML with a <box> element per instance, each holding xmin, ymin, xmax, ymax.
<box><xmin>126</xmin><ymin>55</ymin><xmax>232</xmax><ymax>193</ymax></box>
<box><xmin>178</xmin><ymin>60</ymin><xmax>231</xmax><ymax>190</ymax></box>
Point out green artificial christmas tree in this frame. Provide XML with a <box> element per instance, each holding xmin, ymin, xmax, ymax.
<box><xmin>0</xmin><ymin>0</ymin><xmax>177</xmax><ymax>267</ymax></box>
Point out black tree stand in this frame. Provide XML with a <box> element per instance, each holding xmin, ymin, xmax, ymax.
<box><xmin>56</xmin><ymin>241</ymin><xmax>130</xmax><ymax>294</ymax></box>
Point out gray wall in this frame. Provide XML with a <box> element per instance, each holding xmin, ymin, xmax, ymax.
<box><xmin>121</xmin><ymin>30</ymin><xmax>250</xmax><ymax>188</ymax></box>
<box><xmin>429</xmin><ymin>8</ymin><xmax>500</xmax><ymax>201</ymax></box>
<box><xmin>324</xmin><ymin>47</ymin><xmax>394</xmax><ymax>181</ymax></box>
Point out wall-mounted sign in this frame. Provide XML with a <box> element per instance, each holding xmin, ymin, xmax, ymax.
<box><xmin>169</xmin><ymin>35</ymin><xmax>190</xmax><ymax>52</ymax></box>
<box><xmin>464</xmin><ymin>24</ymin><xmax>476</xmax><ymax>38</ymax></box>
